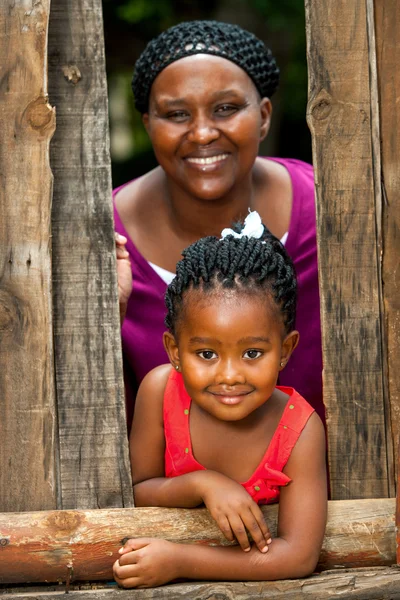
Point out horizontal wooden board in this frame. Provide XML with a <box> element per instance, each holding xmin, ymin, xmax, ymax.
<box><xmin>0</xmin><ymin>499</ymin><xmax>395</xmax><ymax>584</ymax></box>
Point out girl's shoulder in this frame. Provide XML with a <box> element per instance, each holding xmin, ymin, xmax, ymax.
<box><xmin>135</xmin><ymin>363</ymin><xmax>173</xmax><ymax>413</ymax></box>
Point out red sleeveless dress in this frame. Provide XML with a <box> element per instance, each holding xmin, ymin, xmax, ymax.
<box><xmin>164</xmin><ymin>370</ymin><xmax>315</xmax><ymax>505</ymax></box>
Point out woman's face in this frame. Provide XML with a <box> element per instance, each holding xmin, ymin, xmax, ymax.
<box><xmin>143</xmin><ymin>54</ymin><xmax>271</xmax><ymax>201</ymax></box>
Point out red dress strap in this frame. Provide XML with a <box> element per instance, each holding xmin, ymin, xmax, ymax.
<box><xmin>163</xmin><ymin>371</ymin><xmax>314</xmax><ymax>504</ymax></box>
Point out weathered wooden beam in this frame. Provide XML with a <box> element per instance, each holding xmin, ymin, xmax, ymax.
<box><xmin>0</xmin><ymin>499</ymin><xmax>395</xmax><ymax>584</ymax></box>
<box><xmin>3</xmin><ymin>568</ymin><xmax>400</xmax><ymax>600</ymax></box>
<box><xmin>305</xmin><ymin>0</ymin><xmax>392</xmax><ymax>499</ymax></box>
<box><xmin>47</xmin><ymin>0</ymin><xmax>133</xmax><ymax>509</ymax></box>
<box><xmin>0</xmin><ymin>0</ymin><xmax>58</xmax><ymax>511</ymax></box>
<box><xmin>374</xmin><ymin>0</ymin><xmax>400</xmax><ymax>484</ymax></box>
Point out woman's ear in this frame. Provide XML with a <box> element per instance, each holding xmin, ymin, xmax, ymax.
<box><xmin>279</xmin><ymin>330</ymin><xmax>300</xmax><ymax>371</ymax></box>
<box><xmin>163</xmin><ymin>331</ymin><xmax>180</xmax><ymax>370</ymax></box>
<box><xmin>142</xmin><ymin>113</ymin><xmax>150</xmax><ymax>133</ymax></box>
<box><xmin>259</xmin><ymin>98</ymin><xmax>272</xmax><ymax>141</ymax></box>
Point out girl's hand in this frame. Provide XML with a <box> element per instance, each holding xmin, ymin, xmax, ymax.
<box><xmin>198</xmin><ymin>471</ymin><xmax>272</xmax><ymax>553</ymax></box>
<box><xmin>115</xmin><ymin>233</ymin><xmax>132</xmax><ymax>322</ymax></box>
<box><xmin>113</xmin><ymin>538</ymin><xmax>179</xmax><ymax>588</ymax></box>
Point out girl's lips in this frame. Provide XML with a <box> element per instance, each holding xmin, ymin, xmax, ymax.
<box><xmin>210</xmin><ymin>390</ymin><xmax>251</xmax><ymax>405</ymax></box>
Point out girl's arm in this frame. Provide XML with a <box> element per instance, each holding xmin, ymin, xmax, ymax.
<box><xmin>130</xmin><ymin>366</ymin><xmax>271</xmax><ymax>552</ymax></box>
<box><xmin>115</xmin><ymin>411</ymin><xmax>327</xmax><ymax>587</ymax></box>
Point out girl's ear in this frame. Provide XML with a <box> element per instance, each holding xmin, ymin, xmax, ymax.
<box><xmin>259</xmin><ymin>98</ymin><xmax>272</xmax><ymax>141</ymax></box>
<box><xmin>279</xmin><ymin>330</ymin><xmax>300</xmax><ymax>371</ymax></box>
<box><xmin>163</xmin><ymin>331</ymin><xmax>180</xmax><ymax>370</ymax></box>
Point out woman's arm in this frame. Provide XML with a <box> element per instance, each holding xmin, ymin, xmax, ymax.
<box><xmin>115</xmin><ymin>411</ymin><xmax>327</xmax><ymax>587</ymax></box>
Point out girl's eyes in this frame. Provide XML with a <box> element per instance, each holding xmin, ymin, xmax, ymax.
<box><xmin>197</xmin><ymin>350</ymin><xmax>218</xmax><ymax>360</ymax></box>
<box><xmin>243</xmin><ymin>349</ymin><xmax>263</xmax><ymax>360</ymax></box>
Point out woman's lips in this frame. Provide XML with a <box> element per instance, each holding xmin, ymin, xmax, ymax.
<box><xmin>185</xmin><ymin>153</ymin><xmax>229</xmax><ymax>170</ymax></box>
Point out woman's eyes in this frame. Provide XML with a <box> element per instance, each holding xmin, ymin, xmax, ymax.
<box><xmin>197</xmin><ymin>350</ymin><xmax>218</xmax><ymax>360</ymax></box>
<box><xmin>166</xmin><ymin>111</ymin><xmax>189</xmax><ymax>122</ymax></box>
<box><xmin>214</xmin><ymin>104</ymin><xmax>240</xmax><ymax>116</ymax></box>
<box><xmin>243</xmin><ymin>349</ymin><xmax>263</xmax><ymax>360</ymax></box>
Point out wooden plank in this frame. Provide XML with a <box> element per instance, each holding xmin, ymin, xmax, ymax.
<box><xmin>0</xmin><ymin>499</ymin><xmax>395</xmax><ymax>584</ymax></box>
<box><xmin>2</xmin><ymin>568</ymin><xmax>400</xmax><ymax>600</ymax></box>
<box><xmin>47</xmin><ymin>0</ymin><xmax>133</xmax><ymax>509</ymax></box>
<box><xmin>304</xmin><ymin>0</ymin><xmax>391</xmax><ymax>499</ymax></box>
<box><xmin>374</xmin><ymin>0</ymin><xmax>400</xmax><ymax>483</ymax></box>
<box><xmin>2</xmin><ymin>567</ymin><xmax>400</xmax><ymax>600</ymax></box>
<box><xmin>0</xmin><ymin>0</ymin><xmax>58</xmax><ymax>511</ymax></box>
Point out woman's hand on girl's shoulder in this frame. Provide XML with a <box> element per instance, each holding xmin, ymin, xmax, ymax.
<box><xmin>197</xmin><ymin>470</ymin><xmax>271</xmax><ymax>554</ymax></box>
<box><xmin>115</xmin><ymin>232</ymin><xmax>132</xmax><ymax>323</ymax></box>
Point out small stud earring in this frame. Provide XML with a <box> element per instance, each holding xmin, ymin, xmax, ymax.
<box><xmin>175</xmin><ymin>365</ymin><xmax>179</xmax><ymax>371</ymax></box>
<box><xmin>280</xmin><ymin>361</ymin><xmax>285</xmax><ymax>367</ymax></box>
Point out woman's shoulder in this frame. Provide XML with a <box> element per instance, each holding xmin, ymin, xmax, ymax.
<box><xmin>113</xmin><ymin>166</ymin><xmax>165</xmax><ymax>222</ymax></box>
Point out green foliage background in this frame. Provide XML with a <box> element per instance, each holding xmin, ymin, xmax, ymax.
<box><xmin>102</xmin><ymin>0</ymin><xmax>311</xmax><ymax>187</ymax></box>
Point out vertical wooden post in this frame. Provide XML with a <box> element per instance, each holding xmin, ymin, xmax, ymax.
<box><xmin>0</xmin><ymin>0</ymin><xmax>58</xmax><ymax>511</ymax></box>
<box><xmin>305</xmin><ymin>0</ymin><xmax>392</xmax><ymax>499</ymax></box>
<box><xmin>48</xmin><ymin>0</ymin><xmax>133</xmax><ymax>509</ymax></box>
<box><xmin>374</xmin><ymin>0</ymin><xmax>400</xmax><ymax>483</ymax></box>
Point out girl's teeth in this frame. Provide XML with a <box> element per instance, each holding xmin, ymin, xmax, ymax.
<box><xmin>187</xmin><ymin>154</ymin><xmax>228</xmax><ymax>165</ymax></box>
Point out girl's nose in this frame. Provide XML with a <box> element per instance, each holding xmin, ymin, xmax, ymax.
<box><xmin>187</xmin><ymin>116</ymin><xmax>220</xmax><ymax>145</ymax></box>
<box><xmin>216</xmin><ymin>359</ymin><xmax>245</xmax><ymax>385</ymax></box>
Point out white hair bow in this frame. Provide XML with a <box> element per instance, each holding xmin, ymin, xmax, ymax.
<box><xmin>220</xmin><ymin>210</ymin><xmax>264</xmax><ymax>240</ymax></box>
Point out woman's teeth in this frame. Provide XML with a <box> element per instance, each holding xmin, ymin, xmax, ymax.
<box><xmin>186</xmin><ymin>154</ymin><xmax>228</xmax><ymax>165</ymax></box>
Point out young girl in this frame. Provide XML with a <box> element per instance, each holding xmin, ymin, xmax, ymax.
<box><xmin>113</xmin><ymin>212</ymin><xmax>327</xmax><ymax>588</ymax></box>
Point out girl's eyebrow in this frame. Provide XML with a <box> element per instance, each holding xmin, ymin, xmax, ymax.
<box><xmin>189</xmin><ymin>337</ymin><xmax>221</xmax><ymax>346</ymax></box>
<box><xmin>238</xmin><ymin>336</ymin><xmax>271</xmax><ymax>345</ymax></box>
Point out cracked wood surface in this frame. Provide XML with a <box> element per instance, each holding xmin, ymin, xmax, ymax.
<box><xmin>0</xmin><ymin>0</ymin><xmax>58</xmax><ymax>512</ymax></box>
<box><xmin>0</xmin><ymin>499</ymin><xmax>395</xmax><ymax>584</ymax></box>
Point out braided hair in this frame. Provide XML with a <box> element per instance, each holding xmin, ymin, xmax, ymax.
<box><xmin>132</xmin><ymin>20</ymin><xmax>279</xmax><ymax>114</ymax></box>
<box><xmin>165</xmin><ymin>225</ymin><xmax>297</xmax><ymax>337</ymax></box>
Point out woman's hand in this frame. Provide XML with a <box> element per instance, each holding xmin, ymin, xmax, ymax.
<box><xmin>115</xmin><ymin>233</ymin><xmax>132</xmax><ymax>323</ymax></box>
<box><xmin>198</xmin><ymin>471</ymin><xmax>271</xmax><ymax>553</ymax></box>
<box><xmin>113</xmin><ymin>538</ymin><xmax>180</xmax><ymax>588</ymax></box>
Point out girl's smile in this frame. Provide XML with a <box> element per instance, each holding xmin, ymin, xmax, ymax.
<box><xmin>164</xmin><ymin>291</ymin><xmax>299</xmax><ymax>423</ymax></box>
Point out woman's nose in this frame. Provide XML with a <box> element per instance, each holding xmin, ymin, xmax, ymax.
<box><xmin>187</xmin><ymin>115</ymin><xmax>219</xmax><ymax>145</ymax></box>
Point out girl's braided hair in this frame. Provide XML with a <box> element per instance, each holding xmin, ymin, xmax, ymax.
<box><xmin>165</xmin><ymin>225</ymin><xmax>297</xmax><ymax>336</ymax></box>
<box><xmin>132</xmin><ymin>20</ymin><xmax>279</xmax><ymax>114</ymax></box>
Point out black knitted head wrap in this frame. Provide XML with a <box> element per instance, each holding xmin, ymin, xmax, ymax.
<box><xmin>165</xmin><ymin>220</ymin><xmax>297</xmax><ymax>337</ymax></box>
<box><xmin>132</xmin><ymin>20</ymin><xmax>280</xmax><ymax>114</ymax></box>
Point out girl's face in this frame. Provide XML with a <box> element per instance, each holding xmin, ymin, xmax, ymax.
<box><xmin>142</xmin><ymin>54</ymin><xmax>271</xmax><ymax>201</ymax></box>
<box><xmin>164</xmin><ymin>291</ymin><xmax>299</xmax><ymax>423</ymax></box>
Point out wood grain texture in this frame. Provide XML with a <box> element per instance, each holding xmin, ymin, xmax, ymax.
<box><xmin>304</xmin><ymin>0</ymin><xmax>391</xmax><ymax>499</ymax></box>
<box><xmin>2</xmin><ymin>568</ymin><xmax>400</xmax><ymax>600</ymax></box>
<box><xmin>374</xmin><ymin>0</ymin><xmax>400</xmax><ymax>483</ymax></box>
<box><xmin>0</xmin><ymin>0</ymin><xmax>58</xmax><ymax>512</ymax></box>
<box><xmin>47</xmin><ymin>0</ymin><xmax>133</xmax><ymax>509</ymax></box>
<box><xmin>0</xmin><ymin>499</ymin><xmax>395</xmax><ymax>584</ymax></box>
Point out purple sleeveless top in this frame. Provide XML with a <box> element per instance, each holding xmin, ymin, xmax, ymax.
<box><xmin>113</xmin><ymin>158</ymin><xmax>324</xmax><ymax>428</ymax></box>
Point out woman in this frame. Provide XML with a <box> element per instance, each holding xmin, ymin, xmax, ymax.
<box><xmin>114</xmin><ymin>20</ymin><xmax>323</xmax><ymax>430</ymax></box>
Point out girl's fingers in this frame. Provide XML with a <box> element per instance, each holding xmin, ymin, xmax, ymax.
<box><xmin>227</xmin><ymin>514</ymin><xmax>251</xmax><ymax>552</ymax></box>
<box><xmin>245</xmin><ymin>507</ymin><xmax>271</xmax><ymax>553</ymax></box>
<box><xmin>216</xmin><ymin>515</ymin><xmax>235</xmax><ymax>542</ymax></box>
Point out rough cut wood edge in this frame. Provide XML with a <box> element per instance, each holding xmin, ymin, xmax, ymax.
<box><xmin>47</xmin><ymin>0</ymin><xmax>133</xmax><ymax>509</ymax></box>
<box><xmin>0</xmin><ymin>0</ymin><xmax>58</xmax><ymax>512</ymax></box>
<box><xmin>0</xmin><ymin>499</ymin><xmax>395</xmax><ymax>584</ymax></box>
<box><xmin>2</xmin><ymin>567</ymin><xmax>400</xmax><ymax>600</ymax></box>
<box><xmin>304</xmin><ymin>0</ymin><xmax>390</xmax><ymax>499</ymax></box>
<box><xmin>374</xmin><ymin>0</ymin><xmax>400</xmax><ymax>486</ymax></box>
